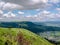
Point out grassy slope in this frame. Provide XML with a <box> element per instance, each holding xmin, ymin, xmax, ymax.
<box><xmin>0</xmin><ymin>28</ymin><xmax>53</xmax><ymax>45</ymax></box>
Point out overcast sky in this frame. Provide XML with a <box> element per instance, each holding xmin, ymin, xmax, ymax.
<box><xmin>0</xmin><ymin>0</ymin><xmax>60</xmax><ymax>22</ymax></box>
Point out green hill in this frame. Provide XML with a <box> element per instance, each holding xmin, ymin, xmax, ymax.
<box><xmin>0</xmin><ymin>28</ymin><xmax>53</xmax><ymax>45</ymax></box>
<box><xmin>0</xmin><ymin>21</ymin><xmax>60</xmax><ymax>33</ymax></box>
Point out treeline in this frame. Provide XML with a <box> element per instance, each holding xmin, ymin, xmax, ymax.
<box><xmin>0</xmin><ymin>22</ymin><xmax>60</xmax><ymax>33</ymax></box>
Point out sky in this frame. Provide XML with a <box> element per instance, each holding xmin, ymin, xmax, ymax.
<box><xmin>0</xmin><ymin>0</ymin><xmax>60</xmax><ymax>22</ymax></box>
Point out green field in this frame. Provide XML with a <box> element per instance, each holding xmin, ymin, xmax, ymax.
<box><xmin>0</xmin><ymin>27</ymin><xmax>53</xmax><ymax>45</ymax></box>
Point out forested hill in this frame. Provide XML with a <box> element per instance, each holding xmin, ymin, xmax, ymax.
<box><xmin>0</xmin><ymin>21</ymin><xmax>60</xmax><ymax>33</ymax></box>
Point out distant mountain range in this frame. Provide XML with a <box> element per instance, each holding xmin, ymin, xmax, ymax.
<box><xmin>0</xmin><ymin>21</ymin><xmax>60</xmax><ymax>33</ymax></box>
<box><xmin>34</xmin><ymin>21</ymin><xmax>60</xmax><ymax>27</ymax></box>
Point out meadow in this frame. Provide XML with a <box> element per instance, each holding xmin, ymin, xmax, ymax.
<box><xmin>0</xmin><ymin>27</ymin><xmax>53</xmax><ymax>45</ymax></box>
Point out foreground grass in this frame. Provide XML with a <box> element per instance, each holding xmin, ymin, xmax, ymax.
<box><xmin>0</xmin><ymin>27</ymin><xmax>53</xmax><ymax>45</ymax></box>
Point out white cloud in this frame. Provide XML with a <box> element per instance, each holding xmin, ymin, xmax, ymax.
<box><xmin>1</xmin><ymin>0</ymin><xmax>50</xmax><ymax>10</ymax></box>
<box><xmin>0</xmin><ymin>0</ymin><xmax>58</xmax><ymax>10</ymax></box>
<box><xmin>0</xmin><ymin>10</ymin><xmax>4</xmax><ymax>18</ymax></box>
<box><xmin>3</xmin><ymin>3</ymin><xmax>23</xmax><ymax>10</ymax></box>
<box><xmin>35</xmin><ymin>9</ymin><xmax>41</xmax><ymax>11</ymax></box>
<box><xmin>25</xmin><ymin>10</ymin><xmax>60</xmax><ymax>21</ymax></box>
<box><xmin>0</xmin><ymin>18</ymin><xmax>3</xmax><ymax>19</ymax></box>
<box><xmin>0</xmin><ymin>10</ymin><xmax>3</xmax><ymax>14</ymax></box>
<box><xmin>3</xmin><ymin>12</ymin><xmax>16</xmax><ymax>18</ymax></box>
<box><xmin>50</xmin><ymin>0</ymin><xmax>60</xmax><ymax>3</ymax></box>
<box><xmin>26</xmin><ymin>15</ymin><xmax>32</xmax><ymax>18</ymax></box>
<box><xmin>34</xmin><ymin>15</ymin><xmax>38</xmax><ymax>17</ymax></box>
<box><xmin>41</xmin><ymin>10</ymin><xmax>50</xmax><ymax>14</ymax></box>
<box><xmin>37</xmin><ymin>11</ymin><xmax>60</xmax><ymax>21</ymax></box>
<box><xmin>0</xmin><ymin>1</ymin><xmax>23</xmax><ymax>10</ymax></box>
<box><xmin>18</xmin><ymin>11</ymin><xmax>24</xmax><ymax>14</ymax></box>
<box><xmin>0</xmin><ymin>0</ymin><xmax>59</xmax><ymax>22</ymax></box>
<box><xmin>0</xmin><ymin>10</ymin><xmax>60</xmax><ymax>22</ymax></box>
<box><xmin>0</xmin><ymin>0</ymin><xmax>58</xmax><ymax>11</ymax></box>
<box><xmin>39</xmin><ymin>11</ymin><xmax>60</xmax><ymax>21</ymax></box>
<box><xmin>31</xmin><ymin>0</ymin><xmax>48</xmax><ymax>5</ymax></box>
<box><xmin>26</xmin><ymin>15</ymin><xmax>37</xmax><ymax>18</ymax></box>
<box><xmin>31</xmin><ymin>0</ymin><xmax>40</xmax><ymax>4</ymax></box>
<box><xmin>40</xmin><ymin>0</ymin><xmax>48</xmax><ymax>3</ymax></box>
<box><xmin>0</xmin><ymin>1</ymin><xmax>5</xmax><ymax>9</ymax></box>
<box><xmin>56</xmin><ymin>8</ymin><xmax>60</xmax><ymax>11</ymax></box>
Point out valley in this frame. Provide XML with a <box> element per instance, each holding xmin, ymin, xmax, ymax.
<box><xmin>0</xmin><ymin>21</ymin><xmax>60</xmax><ymax>45</ymax></box>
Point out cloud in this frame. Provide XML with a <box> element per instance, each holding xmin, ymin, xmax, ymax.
<box><xmin>0</xmin><ymin>10</ymin><xmax>3</xmax><ymax>14</ymax></box>
<box><xmin>50</xmin><ymin>0</ymin><xmax>60</xmax><ymax>3</ymax></box>
<box><xmin>0</xmin><ymin>0</ymin><xmax>59</xmax><ymax>10</ymax></box>
<box><xmin>25</xmin><ymin>10</ymin><xmax>60</xmax><ymax>21</ymax></box>
<box><xmin>41</xmin><ymin>10</ymin><xmax>51</xmax><ymax>14</ymax></box>
<box><xmin>0</xmin><ymin>0</ymin><xmax>58</xmax><ymax>10</ymax></box>
<box><xmin>1</xmin><ymin>0</ymin><xmax>50</xmax><ymax>10</ymax></box>
<box><xmin>0</xmin><ymin>0</ymin><xmax>60</xmax><ymax>22</ymax></box>
<box><xmin>31</xmin><ymin>0</ymin><xmax>48</xmax><ymax>4</ymax></box>
<box><xmin>38</xmin><ymin>11</ymin><xmax>60</xmax><ymax>21</ymax></box>
<box><xmin>35</xmin><ymin>9</ymin><xmax>41</xmax><ymax>11</ymax></box>
<box><xmin>0</xmin><ymin>1</ymin><xmax>23</xmax><ymax>10</ymax></box>
<box><xmin>0</xmin><ymin>10</ymin><xmax>60</xmax><ymax>22</ymax></box>
<box><xmin>26</xmin><ymin>15</ymin><xmax>32</xmax><ymax>18</ymax></box>
<box><xmin>0</xmin><ymin>1</ymin><xmax>5</xmax><ymax>9</ymax></box>
<box><xmin>56</xmin><ymin>8</ymin><xmax>60</xmax><ymax>11</ymax></box>
<box><xmin>3</xmin><ymin>12</ymin><xmax>16</xmax><ymax>18</ymax></box>
<box><xmin>0</xmin><ymin>17</ymin><xmax>4</xmax><ymax>19</ymax></box>
<box><xmin>3</xmin><ymin>3</ymin><xmax>23</xmax><ymax>10</ymax></box>
<box><xmin>18</xmin><ymin>11</ymin><xmax>24</xmax><ymax>14</ymax></box>
<box><xmin>0</xmin><ymin>10</ymin><xmax>4</xmax><ymax>19</ymax></box>
<box><xmin>3</xmin><ymin>0</ymin><xmax>48</xmax><ymax>4</ymax></box>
